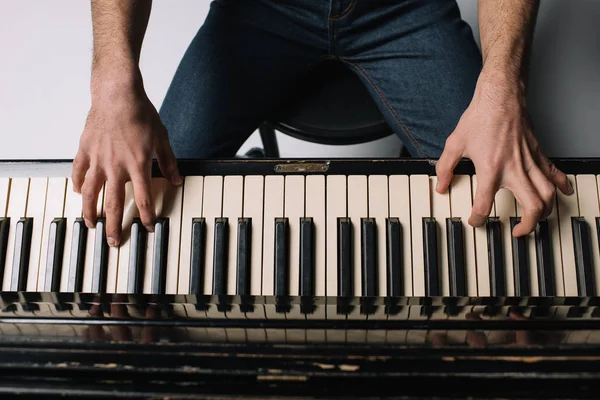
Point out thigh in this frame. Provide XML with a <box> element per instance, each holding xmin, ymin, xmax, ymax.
<box><xmin>159</xmin><ymin>0</ymin><xmax>328</xmax><ymax>159</ymax></box>
<box><xmin>337</xmin><ymin>0</ymin><xmax>482</xmax><ymax>157</ymax></box>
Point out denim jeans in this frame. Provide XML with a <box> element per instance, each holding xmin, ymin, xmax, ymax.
<box><xmin>159</xmin><ymin>0</ymin><xmax>482</xmax><ymax>158</ymax></box>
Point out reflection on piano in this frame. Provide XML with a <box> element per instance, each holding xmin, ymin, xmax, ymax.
<box><xmin>1</xmin><ymin>158</ymin><xmax>600</xmax><ymax>398</ymax></box>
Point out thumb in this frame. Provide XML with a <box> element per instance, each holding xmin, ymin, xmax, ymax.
<box><xmin>155</xmin><ymin>129</ymin><xmax>182</xmax><ymax>186</ymax></box>
<box><xmin>435</xmin><ymin>134</ymin><xmax>463</xmax><ymax>193</ymax></box>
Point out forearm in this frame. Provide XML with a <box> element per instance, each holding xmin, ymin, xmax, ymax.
<box><xmin>90</xmin><ymin>0</ymin><xmax>152</xmax><ymax>90</ymax></box>
<box><xmin>478</xmin><ymin>0</ymin><xmax>539</xmax><ymax>90</ymax></box>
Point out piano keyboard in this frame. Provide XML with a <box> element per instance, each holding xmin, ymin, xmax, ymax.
<box><xmin>1</xmin><ymin>159</ymin><xmax>599</xmax><ymax>308</ymax></box>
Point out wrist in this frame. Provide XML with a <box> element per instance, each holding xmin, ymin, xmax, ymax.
<box><xmin>475</xmin><ymin>67</ymin><xmax>528</xmax><ymax>106</ymax></box>
<box><xmin>90</xmin><ymin>63</ymin><xmax>144</xmax><ymax>103</ymax></box>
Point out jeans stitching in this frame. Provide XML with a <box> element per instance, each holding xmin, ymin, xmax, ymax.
<box><xmin>339</xmin><ymin>59</ymin><xmax>427</xmax><ymax>158</ymax></box>
<box><xmin>328</xmin><ymin>0</ymin><xmax>356</xmax><ymax>21</ymax></box>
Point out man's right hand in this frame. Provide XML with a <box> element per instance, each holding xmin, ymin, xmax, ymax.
<box><xmin>72</xmin><ymin>79</ymin><xmax>182</xmax><ymax>247</ymax></box>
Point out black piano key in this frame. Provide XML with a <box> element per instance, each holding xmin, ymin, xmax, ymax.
<box><xmin>127</xmin><ymin>218</ymin><xmax>147</xmax><ymax>294</ymax></box>
<box><xmin>535</xmin><ymin>219</ymin><xmax>555</xmax><ymax>296</ymax></box>
<box><xmin>236</xmin><ymin>217</ymin><xmax>251</xmax><ymax>296</ymax></box>
<box><xmin>446</xmin><ymin>217</ymin><xmax>466</xmax><ymax>297</ymax></box>
<box><xmin>152</xmin><ymin>218</ymin><xmax>169</xmax><ymax>295</ymax></box>
<box><xmin>189</xmin><ymin>218</ymin><xmax>206</xmax><ymax>295</ymax></box>
<box><xmin>486</xmin><ymin>217</ymin><xmax>505</xmax><ymax>297</ymax></box>
<box><xmin>67</xmin><ymin>218</ymin><xmax>87</xmax><ymax>292</ymax></box>
<box><xmin>422</xmin><ymin>217</ymin><xmax>439</xmax><ymax>297</ymax></box>
<box><xmin>300</xmin><ymin>217</ymin><xmax>314</xmax><ymax>298</ymax></box>
<box><xmin>212</xmin><ymin>217</ymin><xmax>228</xmax><ymax>296</ymax></box>
<box><xmin>90</xmin><ymin>217</ymin><xmax>108</xmax><ymax>293</ymax></box>
<box><xmin>510</xmin><ymin>217</ymin><xmax>530</xmax><ymax>297</ymax></box>
<box><xmin>386</xmin><ymin>218</ymin><xmax>402</xmax><ymax>297</ymax></box>
<box><xmin>572</xmin><ymin>217</ymin><xmax>595</xmax><ymax>296</ymax></box>
<box><xmin>274</xmin><ymin>217</ymin><xmax>288</xmax><ymax>297</ymax></box>
<box><xmin>337</xmin><ymin>217</ymin><xmax>352</xmax><ymax>298</ymax></box>
<box><xmin>361</xmin><ymin>217</ymin><xmax>377</xmax><ymax>297</ymax></box>
<box><xmin>43</xmin><ymin>218</ymin><xmax>66</xmax><ymax>292</ymax></box>
<box><xmin>0</xmin><ymin>217</ymin><xmax>10</xmax><ymax>288</ymax></box>
<box><xmin>10</xmin><ymin>217</ymin><xmax>33</xmax><ymax>291</ymax></box>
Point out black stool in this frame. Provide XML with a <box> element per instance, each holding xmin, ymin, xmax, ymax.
<box><xmin>250</xmin><ymin>60</ymin><xmax>410</xmax><ymax>158</ymax></box>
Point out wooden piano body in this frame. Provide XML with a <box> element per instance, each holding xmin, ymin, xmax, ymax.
<box><xmin>1</xmin><ymin>158</ymin><xmax>600</xmax><ymax>398</ymax></box>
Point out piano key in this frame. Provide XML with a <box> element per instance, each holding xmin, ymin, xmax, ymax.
<box><xmin>547</xmin><ymin>192</ymin><xmax>565</xmax><ymax>296</ymax></box>
<box><xmin>127</xmin><ymin>218</ymin><xmax>146</xmax><ymax>294</ymax></box>
<box><xmin>60</xmin><ymin>179</ymin><xmax>84</xmax><ymax>292</ymax></box>
<box><xmin>388</xmin><ymin>175</ymin><xmax>411</xmax><ymax>296</ymax></box>
<box><xmin>262</xmin><ymin>176</ymin><xmax>284</xmax><ymax>297</ymax></box>
<box><xmin>66</xmin><ymin>218</ymin><xmax>87</xmax><ymax>292</ymax></box>
<box><xmin>274</xmin><ymin>217</ymin><xmax>288</xmax><ymax>297</ymax></box>
<box><xmin>305</xmin><ymin>175</ymin><xmax>325</xmax><ymax>297</ymax></box>
<box><xmin>285</xmin><ymin>175</ymin><xmax>304</xmax><ymax>297</ymax></box>
<box><xmin>326</xmin><ymin>175</ymin><xmax>346</xmax><ymax>298</ymax></box>
<box><xmin>472</xmin><ymin>175</ymin><xmax>494</xmax><ymax>296</ymax></box>
<box><xmin>515</xmin><ymin>203</ymin><xmax>539</xmax><ymax>297</ymax></box>
<box><xmin>42</xmin><ymin>218</ymin><xmax>66</xmax><ymax>292</ymax></box>
<box><xmin>494</xmin><ymin>188</ymin><xmax>516</xmax><ymax>296</ymax></box>
<box><xmin>24</xmin><ymin>177</ymin><xmax>47</xmax><ymax>292</ymax></box>
<box><xmin>0</xmin><ymin>178</ymin><xmax>8</xmax><ymax>217</ymax></box>
<box><xmin>36</xmin><ymin>177</ymin><xmax>66</xmax><ymax>291</ymax></box>
<box><xmin>158</xmin><ymin>179</ymin><xmax>183</xmax><ymax>295</ymax></box>
<box><xmin>410</xmin><ymin>175</ymin><xmax>430</xmax><ymax>296</ymax></box>
<box><xmin>212</xmin><ymin>217</ymin><xmax>228</xmax><ymax>296</ymax></box>
<box><xmin>386</xmin><ymin>218</ymin><xmax>402</xmax><ymax>296</ymax></box>
<box><xmin>90</xmin><ymin>217</ymin><xmax>108</xmax><ymax>293</ymax></box>
<box><xmin>2</xmin><ymin>177</ymin><xmax>29</xmax><ymax>290</ymax></box>
<box><xmin>572</xmin><ymin>217</ymin><xmax>595</xmax><ymax>296</ymax></box>
<box><xmin>189</xmin><ymin>218</ymin><xmax>206</xmax><ymax>296</ymax></box>
<box><xmin>368</xmin><ymin>175</ymin><xmax>388</xmax><ymax>297</ymax></box>
<box><xmin>0</xmin><ymin>218</ymin><xmax>9</xmax><ymax>283</ymax></box>
<box><xmin>557</xmin><ymin>174</ymin><xmax>579</xmax><ymax>296</ymax></box>
<box><xmin>450</xmin><ymin>175</ymin><xmax>477</xmax><ymax>296</ymax></box>
<box><xmin>10</xmin><ymin>217</ymin><xmax>33</xmax><ymax>291</ymax></box>
<box><xmin>361</xmin><ymin>217</ymin><xmax>377</xmax><ymax>297</ymax></box>
<box><xmin>115</xmin><ymin>181</ymin><xmax>138</xmax><ymax>294</ymax></box>
<box><xmin>82</xmin><ymin>184</ymin><xmax>105</xmax><ymax>293</ymax></box>
<box><xmin>236</xmin><ymin>217</ymin><xmax>251</xmax><ymax>296</ymax></box>
<box><xmin>576</xmin><ymin>175</ymin><xmax>600</xmax><ymax>294</ymax></box>
<box><xmin>243</xmin><ymin>176</ymin><xmax>264</xmax><ymax>297</ymax></box>
<box><xmin>178</xmin><ymin>176</ymin><xmax>204</xmax><ymax>294</ymax></box>
<box><xmin>486</xmin><ymin>217</ymin><xmax>505</xmax><ymax>296</ymax></box>
<box><xmin>446</xmin><ymin>217</ymin><xmax>466</xmax><ymax>297</ymax></box>
<box><xmin>300</xmin><ymin>217</ymin><xmax>314</xmax><ymax>298</ymax></box>
<box><xmin>337</xmin><ymin>217</ymin><xmax>352</xmax><ymax>298</ymax></box>
<box><xmin>510</xmin><ymin>217</ymin><xmax>530</xmax><ymax>297</ymax></box>
<box><xmin>348</xmin><ymin>175</ymin><xmax>367</xmax><ymax>297</ymax></box>
<box><xmin>422</xmin><ymin>217</ymin><xmax>439</xmax><ymax>296</ymax></box>
<box><xmin>431</xmin><ymin>176</ymin><xmax>450</xmax><ymax>296</ymax></box>
<box><xmin>223</xmin><ymin>176</ymin><xmax>243</xmax><ymax>296</ymax></box>
<box><xmin>535</xmin><ymin>220</ymin><xmax>555</xmax><ymax>296</ymax></box>
<box><xmin>151</xmin><ymin>218</ymin><xmax>169</xmax><ymax>295</ymax></box>
<box><xmin>200</xmin><ymin>176</ymin><xmax>223</xmax><ymax>295</ymax></box>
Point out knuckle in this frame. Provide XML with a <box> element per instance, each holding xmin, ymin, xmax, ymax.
<box><xmin>136</xmin><ymin>197</ymin><xmax>153</xmax><ymax>212</ymax></box>
<box><xmin>103</xmin><ymin>199</ymin><xmax>123</xmax><ymax>214</ymax></box>
<box><xmin>81</xmin><ymin>186</ymin><xmax>97</xmax><ymax>202</ymax></box>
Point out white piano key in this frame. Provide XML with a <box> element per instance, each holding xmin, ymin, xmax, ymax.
<box><xmin>243</xmin><ymin>176</ymin><xmax>264</xmax><ymax>297</ymax></box>
<box><xmin>516</xmin><ymin>200</ymin><xmax>539</xmax><ymax>296</ymax></box>
<box><xmin>557</xmin><ymin>175</ymin><xmax>579</xmax><ymax>296</ymax></box>
<box><xmin>0</xmin><ymin>178</ymin><xmax>9</xmax><ymax>217</ymax></box>
<box><xmin>162</xmin><ymin>179</ymin><xmax>183</xmax><ymax>294</ymax></box>
<box><xmin>222</xmin><ymin>176</ymin><xmax>244</xmax><ymax>295</ymax></box>
<box><xmin>409</xmin><ymin>175</ymin><xmax>430</xmax><ymax>297</ymax></box>
<box><xmin>547</xmin><ymin>193</ymin><xmax>565</xmax><ymax>296</ymax></box>
<box><xmin>368</xmin><ymin>175</ymin><xmax>388</xmax><ymax>297</ymax></box>
<box><xmin>262</xmin><ymin>176</ymin><xmax>284</xmax><ymax>296</ymax></box>
<box><xmin>472</xmin><ymin>175</ymin><xmax>494</xmax><ymax>296</ymax></box>
<box><xmin>178</xmin><ymin>176</ymin><xmax>204</xmax><ymax>294</ymax></box>
<box><xmin>36</xmin><ymin>177</ymin><xmax>66</xmax><ymax>291</ymax></box>
<box><xmin>3</xmin><ymin>178</ymin><xmax>29</xmax><ymax>290</ymax></box>
<box><xmin>494</xmin><ymin>188</ymin><xmax>516</xmax><ymax>297</ymax></box>
<box><xmin>82</xmin><ymin>184</ymin><xmax>105</xmax><ymax>293</ymax></box>
<box><xmin>202</xmin><ymin>176</ymin><xmax>223</xmax><ymax>295</ymax></box>
<box><xmin>326</xmin><ymin>175</ymin><xmax>346</xmax><ymax>298</ymax></box>
<box><xmin>576</xmin><ymin>175</ymin><xmax>600</xmax><ymax>294</ymax></box>
<box><xmin>388</xmin><ymin>175</ymin><xmax>412</xmax><ymax>296</ymax></box>
<box><xmin>60</xmin><ymin>179</ymin><xmax>84</xmax><ymax>292</ymax></box>
<box><xmin>430</xmin><ymin>176</ymin><xmax>450</xmax><ymax>297</ymax></box>
<box><xmin>348</xmin><ymin>175</ymin><xmax>367</xmax><ymax>297</ymax></box>
<box><xmin>285</xmin><ymin>175</ymin><xmax>304</xmax><ymax>297</ymax></box>
<box><xmin>142</xmin><ymin>179</ymin><xmax>167</xmax><ymax>294</ymax></box>
<box><xmin>449</xmin><ymin>175</ymin><xmax>478</xmax><ymax>296</ymax></box>
<box><xmin>306</xmin><ymin>175</ymin><xmax>325</xmax><ymax>297</ymax></box>
<box><xmin>115</xmin><ymin>182</ymin><xmax>137</xmax><ymax>294</ymax></box>
<box><xmin>24</xmin><ymin>177</ymin><xmax>48</xmax><ymax>292</ymax></box>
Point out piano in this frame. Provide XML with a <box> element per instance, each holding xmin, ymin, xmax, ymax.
<box><xmin>1</xmin><ymin>158</ymin><xmax>600</xmax><ymax>398</ymax></box>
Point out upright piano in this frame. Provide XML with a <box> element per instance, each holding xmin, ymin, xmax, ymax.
<box><xmin>1</xmin><ymin>158</ymin><xmax>600</xmax><ymax>398</ymax></box>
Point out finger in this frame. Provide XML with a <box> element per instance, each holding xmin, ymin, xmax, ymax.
<box><xmin>155</xmin><ymin>131</ymin><xmax>182</xmax><ymax>186</ymax></box>
<box><xmin>131</xmin><ymin>173</ymin><xmax>156</xmax><ymax>231</ymax></box>
<box><xmin>104</xmin><ymin>177</ymin><xmax>126</xmax><ymax>247</ymax></box>
<box><xmin>538</xmin><ymin>155</ymin><xmax>573</xmax><ymax>196</ymax></box>
<box><xmin>435</xmin><ymin>135</ymin><xmax>463</xmax><ymax>193</ymax></box>
<box><xmin>80</xmin><ymin>169</ymin><xmax>104</xmax><ymax>228</ymax></box>
<box><xmin>526</xmin><ymin>164</ymin><xmax>556</xmax><ymax>221</ymax></box>
<box><xmin>71</xmin><ymin>153</ymin><xmax>90</xmax><ymax>194</ymax></box>
<box><xmin>468</xmin><ymin>176</ymin><xmax>498</xmax><ymax>227</ymax></box>
<box><xmin>507</xmin><ymin>175</ymin><xmax>545</xmax><ymax>237</ymax></box>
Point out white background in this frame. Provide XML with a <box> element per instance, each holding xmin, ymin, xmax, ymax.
<box><xmin>1</xmin><ymin>0</ymin><xmax>599</xmax><ymax>160</ymax></box>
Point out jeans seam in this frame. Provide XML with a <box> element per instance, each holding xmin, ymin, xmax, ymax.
<box><xmin>328</xmin><ymin>0</ymin><xmax>356</xmax><ymax>20</ymax></box>
<box><xmin>339</xmin><ymin>58</ymin><xmax>427</xmax><ymax>158</ymax></box>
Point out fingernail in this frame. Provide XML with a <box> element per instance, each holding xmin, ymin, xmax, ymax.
<box><xmin>145</xmin><ymin>224</ymin><xmax>155</xmax><ymax>233</ymax></box>
<box><xmin>568</xmin><ymin>181</ymin><xmax>574</xmax><ymax>195</ymax></box>
<box><xmin>172</xmin><ymin>175</ymin><xmax>183</xmax><ymax>185</ymax></box>
<box><xmin>84</xmin><ymin>218</ymin><xmax>93</xmax><ymax>229</ymax></box>
<box><xmin>436</xmin><ymin>180</ymin><xmax>440</xmax><ymax>192</ymax></box>
<box><xmin>107</xmin><ymin>237</ymin><xmax>118</xmax><ymax>247</ymax></box>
